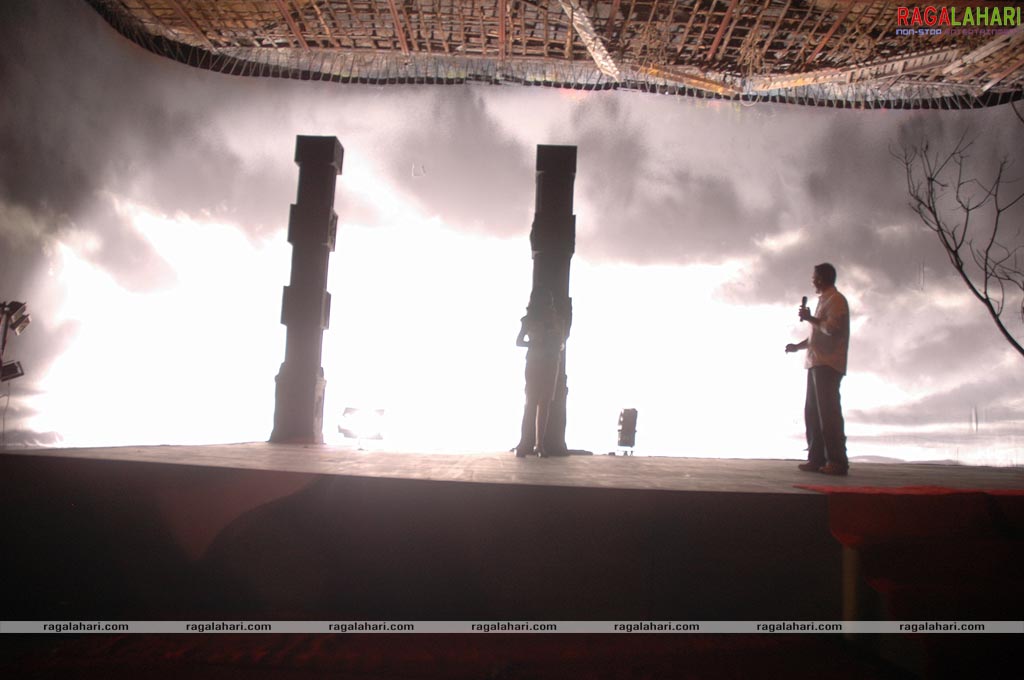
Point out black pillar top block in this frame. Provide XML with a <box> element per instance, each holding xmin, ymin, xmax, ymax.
<box><xmin>295</xmin><ymin>135</ymin><xmax>344</xmax><ymax>171</ymax></box>
<box><xmin>536</xmin><ymin>145</ymin><xmax>577</xmax><ymax>173</ymax></box>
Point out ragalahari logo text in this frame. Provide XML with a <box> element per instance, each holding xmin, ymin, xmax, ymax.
<box><xmin>895</xmin><ymin>5</ymin><xmax>1022</xmax><ymax>36</ymax></box>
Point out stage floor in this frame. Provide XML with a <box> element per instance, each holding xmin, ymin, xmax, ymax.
<box><xmin>4</xmin><ymin>442</ymin><xmax>1022</xmax><ymax>494</ymax></box>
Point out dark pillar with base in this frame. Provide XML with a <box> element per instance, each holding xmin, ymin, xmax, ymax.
<box><xmin>270</xmin><ymin>136</ymin><xmax>343</xmax><ymax>444</ymax></box>
<box><xmin>523</xmin><ymin>145</ymin><xmax>577</xmax><ymax>456</ymax></box>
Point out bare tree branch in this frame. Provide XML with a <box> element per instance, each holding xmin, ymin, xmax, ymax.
<box><xmin>896</xmin><ymin>126</ymin><xmax>1024</xmax><ymax>359</ymax></box>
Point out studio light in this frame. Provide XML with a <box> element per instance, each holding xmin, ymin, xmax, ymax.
<box><xmin>1</xmin><ymin>361</ymin><xmax>24</xmax><ymax>383</ymax></box>
<box><xmin>1</xmin><ymin>301</ymin><xmax>32</xmax><ymax>382</ymax></box>
<box><xmin>338</xmin><ymin>407</ymin><xmax>385</xmax><ymax>441</ymax></box>
<box><xmin>8</xmin><ymin>302</ymin><xmax>31</xmax><ymax>335</ymax></box>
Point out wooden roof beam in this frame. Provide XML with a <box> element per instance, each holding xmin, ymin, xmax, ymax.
<box><xmin>794</xmin><ymin>5</ymin><xmax>831</xmax><ymax>65</ymax></box>
<box><xmin>478</xmin><ymin>2</ymin><xmax>488</xmax><ymax>56</ymax></box>
<box><xmin>944</xmin><ymin>26</ymin><xmax>1024</xmax><ymax>76</ymax></box>
<box><xmin>653</xmin><ymin>0</ymin><xmax>681</xmax><ymax>66</ymax></box>
<box><xmin>675</xmin><ymin>0</ymin><xmax>703</xmax><ymax>62</ymax></box>
<box><xmin>807</xmin><ymin>2</ymin><xmax>853</xmax><ymax>64</ymax></box>
<box><xmin>385</xmin><ymin>0</ymin><xmax>411</xmax><ymax>56</ymax></box>
<box><xmin>399</xmin><ymin>2</ymin><xmax>419</xmax><ymax>54</ymax></box>
<box><xmin>272</xmin><ymin>0</ymin><xmax>310</xmax><ymax>50</ymax></box>
<box><xmin>434</xmin><ymin>0</ymin><xmax>452</xmax><ymax>54</ymax></box>
<box><xmin>417</xmin><ymin>6</ymin><xmax>432</xmax><ymax>54</ymax></box>
<box><xmin>617</xmin><ymin>0</ymin><xmax>638</xmax><ymax>59</ymax></box>
<box><xmin>775</xmin><ymin>3</ymin><xmax>814</xmax><ymax>64</ymax></box>
<box><xmin>499</xmin><ymin>0</ymin><xmax>507</xmax><ymax>60</ymax></box>
<box><xmin>604</xmin><ymin>0</ymin><xmax>622</xmax><ymax>40</ymax></box>
<box><xmin>759</xmin><ymin>0</ymin><xmax>792</xmax><ymax>62</ymax></box>
<box><xmin>310</xmin><ymin>1</ymin><xmax>342</xmax><ymax>48</ymax></box>
<box><xmin>520</xmin><ymin>6</ymin><xmax>526</xmax><ymax>57</ymax></box>
<box><xmin>983</xmin><ymin>52</ymin><xmax>1024</xmax><ymax>92</ymax></box>
<box><xmin>707</xmin><ymin>0</ymin><xmax>739</xmax><ymax>63</ymax></box>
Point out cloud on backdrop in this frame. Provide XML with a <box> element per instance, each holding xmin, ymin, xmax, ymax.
<box><xmin>1</xmin><ymin>0</ymin><xmax>1021</xmax><ymax>461</ymax></box>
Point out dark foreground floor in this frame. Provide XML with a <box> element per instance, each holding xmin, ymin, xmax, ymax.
<box><xmin>0</xmin><ymin>632</ymin><xmax>937</xmax><ymax>679</ymax></box>
<box><xmin>2</xmin><ymin>445</ymin><xmax>1021</xmax><ymax>679</ymax></box>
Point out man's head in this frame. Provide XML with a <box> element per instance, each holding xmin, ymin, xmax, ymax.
<box><xmin>812</xmin><ymin>263</ymin><xmax>837</xmax><ymax>293</ymax></box>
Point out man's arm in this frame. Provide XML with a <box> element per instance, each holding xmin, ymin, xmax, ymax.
<box><xmin>799</xmin><ymin>296</ymin><xmax>848</xmax><ymax>336</ymax></box>
<box><xmin>516</xmin><ymin>318</ymin><xmax>530</xmax><ymax>348</ymax></box>
<box><xmin>785</xmin><ymin>339</ymin><xmax>808</xmax><ymax>353</ymax></box>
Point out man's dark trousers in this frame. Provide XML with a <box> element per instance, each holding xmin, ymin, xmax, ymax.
<box><xmin>805</xmin><ymin>366</ymin><xmax>848</xmax><ymax>468</ymax></box>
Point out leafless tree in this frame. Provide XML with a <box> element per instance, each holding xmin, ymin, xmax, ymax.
<box><xmin>895</xmin><ymin>106</ymin><xmax>1024</xmax><ymax>358</ymax></box>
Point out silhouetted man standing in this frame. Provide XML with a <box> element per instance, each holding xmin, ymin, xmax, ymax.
<box><xmin>786</xmin><ymin>263</ymin><xmax>850</xmax><ymax>476</ymax></box>
<box><xmin>515</xmin><ymin>292</ymin><xmax>566</xmax><ymax>458</ymax></box>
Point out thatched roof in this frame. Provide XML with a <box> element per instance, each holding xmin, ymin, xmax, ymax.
<box><xmin>87</xmin><ymin>0</ymin><xmax>1024</xmax><ymax>108</ymax></box>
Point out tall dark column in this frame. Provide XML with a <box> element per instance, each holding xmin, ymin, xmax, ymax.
<box><xmin>270</xmin><ymin>136</ymin><xmax>343</xmax><ymax>444</ymax></box>
<box><xmin>527</xmin><ymin>145</ymin><xmax>577</xmax><ymax>456</ymax></box>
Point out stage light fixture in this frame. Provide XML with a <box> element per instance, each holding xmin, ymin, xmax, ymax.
<box><xmin>8</xmin><ymin>301</ymin><xmax>29</xmax><ymax>331</ymax></box>
<box><xmin>338</xmin><ymin>407</ymin><xmax>385</xmax><ymax>441</ymax></box>
<box><xmin>1</xmin><ymin>300</ymin><xmax>32</xmax><ymax>381</ymax></box>
<box><xmin>12</xmin><ymin>313</ymin><xmax>31</xmax><ymax>335</ymax></box>
<box><xmin>1</xmin><ymin>361</ymin><xmax>24</xmax><ymax>383</ymax></box>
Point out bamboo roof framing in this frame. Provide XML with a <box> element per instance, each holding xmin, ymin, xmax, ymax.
<box><xmin>86</xmin><ymin>0</ymin><xmax>1024</xmax><ymax>108</ymax></box>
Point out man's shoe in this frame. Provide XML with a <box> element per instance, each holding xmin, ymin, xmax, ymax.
<box><xmin>818</xmin><ymin>462</ymin><xmax>849</xmax><ymax>476</ymax></box>
<box><xmin>798</xmin><ymin>462</ymin><xmax>822</xmax><ymax>472</ymax></box>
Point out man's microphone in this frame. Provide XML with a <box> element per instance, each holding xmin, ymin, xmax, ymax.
<box><xmin>801</xmin><ymin>295</ymin><xmax>808</xmax><ymax>309</ymax></box>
